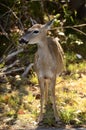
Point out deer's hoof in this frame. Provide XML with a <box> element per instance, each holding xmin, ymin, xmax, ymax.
<box><xmin>38</xmin><ymin>114</ymin><xmax>43</xmax><ymax>123</ymax></box>
<box><xmin>55</xmin><ymin>117</ymin><xmax>62</xmax><ymax>125</ymax></box>
<box><xmin>55</xmin><ymin>116</ymin><xmax>60</xmax><ymax>122</ymax></box>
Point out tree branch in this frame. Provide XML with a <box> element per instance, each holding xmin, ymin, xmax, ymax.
<box><xmin>0</xmin><ymin>60</ymin><xmax>19</xmax><ymax>72</ymax></box>
<box><xmin>4</xmin><ymin>67</ymin><xmax>24</xmax><ymax>75</ymax></box>
<box><xmin>22</xmin><ymin>63</ymin><xmax>34</xmax><ymax>77</ymax></box>
<box><xmin>70</xmin><ymin>27</ymin><xmax>86</xmax><ymax>36</ymax></box>
<box><xmin>64</xmin><ymin>24</ymin><xmax>86</xmax><ymax>28</ymax></box>
<box><xmin>0</xmin><ymin>3</ymin><xmax>24</xmax><ymax>31</ymax></box>
<box><xmin>51</xmin><ymin>23</ymin><xmax>86</xmax><ymax>36</ymax></box>
<box><xmin>0</xmin><ymin>24</ymin><xmax>9</xmax><ymax>39</ymax></box>
<box><xmin>4</xmin><ymin>48</ymin><xmax>24</xmax><ymax>62</ymax></box>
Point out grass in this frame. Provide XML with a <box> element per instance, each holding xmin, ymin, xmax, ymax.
<box><xmin>0</xmin><ymin>60</ymin><xmax>86</xmax><ymax>129</ymax></box>
<box><xmin>56</xmin><ymin>75</ymin><xmax>86</xmax><ymax>126</ymax></box>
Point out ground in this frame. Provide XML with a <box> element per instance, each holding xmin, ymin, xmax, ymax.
<box><xmin>0</xmin><ymin>63</ymin><xmax>86</xmax><ymax>130</ymax></box>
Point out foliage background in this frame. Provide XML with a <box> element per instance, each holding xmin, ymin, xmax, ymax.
<box><xmin>0</xmin><ymin>0</ymin><xmax>86</xmax><ymax>59</ymax></box>
<box><xmin>0</xmin><ymin>0</ymin><xmax>86</xmax><ymax>129</ymax></box>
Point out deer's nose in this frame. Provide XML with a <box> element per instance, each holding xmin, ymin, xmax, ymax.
<box><xmin>19</xmin><ymin>38</ymin><xmax>28</xmax><ymax>44</ymax></box>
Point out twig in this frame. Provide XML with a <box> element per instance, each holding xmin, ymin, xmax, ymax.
<box><xmin>4</xmin><ymin>67</ymin><xmax>24</xmax><ymax>75</ymax></box>
<box><xmin>65</xmin><ymin>24</ymin><xmax>86</xmax><ymax>28</ymax></box>
<box><xmin>52</xmin><ymin>23</ymin><xmax>86</xmax><ymax>30</ymax></box>
<box><xmin>0</xmin><ymin>10</ymin><xmax>11</xmax><ymax>19</ymax></box>
<box><xmin>0</xmin><ymin>60</ymin><xmax>19</xmax><ymax>72</ymax></box>
<box><xmin>0</xmin><ymin>24</ymin><xmax>9</xmax><ymax>39</ymax></box>
<box><xmin>0</xmin><ymin>3</ymin><xmax>24</xmax><ymax>31</ymax></box>
<box><xmin>5</xmin><ymin>48</ymin><xmax>24</xmax><ymax>61</ymax></box>
<box><xmin>51</xmin><ymin>24</ymin><xmax>86</xmax><ymax>36</ymax></box>
<box><xmin>70</xmin><ymin>27</ymin><xmax>86</xmax><ymax>36</ymax></box>
<box><xmin>22</xmin><ymin>63</ymin><xmax>34</xmax><ymax>77</ymax></box>
<box><xmin>12</xmin><ymin>11</ymin><xmax>24</xmax><ymax>31</ymax></box>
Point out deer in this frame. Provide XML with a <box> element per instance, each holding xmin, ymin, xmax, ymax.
<box><xmin>19</xmin><ymin>18</ymin><xmax>64</xmax><ymax>122</ymax></box>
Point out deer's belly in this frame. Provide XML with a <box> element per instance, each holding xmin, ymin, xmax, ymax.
<box><xmin>35</xmin><ymin>63</ymin><xmax>56</xmax><ymax>79</ymax></box>
<box><xmin>40</xmin><ymin>71</ymin><xmax>54</xmax><ymax>79</ymax></box>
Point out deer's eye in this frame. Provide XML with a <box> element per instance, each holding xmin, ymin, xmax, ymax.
<box><xmin>33</xmin><ymin>30</ymin><xmax>39</xmax><ymax>34</ymax></box>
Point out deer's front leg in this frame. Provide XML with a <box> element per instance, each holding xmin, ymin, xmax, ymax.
<box><xmin>38</xmin><ymin>78</ymin><xmax>45</xmax><ymax>122</ymax></box>
<box><xmin>50</xmin><ymin>77</ymin><xmax>60</xmax><ymax>122</ymax></box>
<box><xmin>45</xmin><ymin>80</ymin><xmax>49</xmax><ymax>105</ymax></box>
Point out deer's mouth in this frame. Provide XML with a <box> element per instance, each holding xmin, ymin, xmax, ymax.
<box><xmin>19</xmin><ymin>38</ymin><xmax>28</xmax><ymax>44</ymax></box>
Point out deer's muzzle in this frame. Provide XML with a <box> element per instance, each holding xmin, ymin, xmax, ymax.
<box><xmin>19</xmin><ymin>38</ymin><xmax>28</xmax><ymax>44</ymax></box>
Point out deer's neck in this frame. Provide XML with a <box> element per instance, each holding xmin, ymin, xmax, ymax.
<box><xmin>37</xmin><ymin>38</ymin><xmax>50</xmax><ymax>56</ymax></box>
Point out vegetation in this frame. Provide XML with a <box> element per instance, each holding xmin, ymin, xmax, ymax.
<box><xmin>0</xmin><ymin>0</ymin><xmax>86</xmax><ymax>129</ymax></box>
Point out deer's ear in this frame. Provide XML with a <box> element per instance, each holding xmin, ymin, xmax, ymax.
<box><xmin>30</xmin><ymin>17</ymin><xmax>37</xmax><ymax>25</ymax></box>
<box><xmin>43</xmin><ymin>18</ymin><xmax>55</xmax><ymax>30</ymax></box>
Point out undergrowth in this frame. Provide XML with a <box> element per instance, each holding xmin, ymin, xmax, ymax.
<box><xmin>0</xmin><ymin>59</ymin><xmax>86</xmax><ymax>129</ymax></box>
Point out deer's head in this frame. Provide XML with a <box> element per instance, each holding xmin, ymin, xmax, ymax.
<box><xmin>19</xmin><ymin>19</ymin><xmax>55</xmax><ymax>45</ymax></box>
